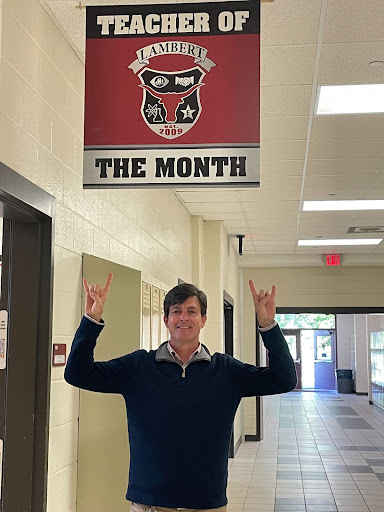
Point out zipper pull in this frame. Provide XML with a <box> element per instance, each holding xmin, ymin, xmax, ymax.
<box><xmin>182</xmin><ymin>368</ymin><xmax>186</xmax><ymax>378</ymax></box>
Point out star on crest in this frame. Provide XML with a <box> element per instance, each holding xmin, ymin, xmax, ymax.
<box><xmin>180</xmin><ymin>104</ymin><xmax>196</xmax><ymax>120</ymax></box>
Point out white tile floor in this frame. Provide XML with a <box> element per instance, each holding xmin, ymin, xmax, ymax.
<box><xmin>227</xmin><ymin>392</ymin><xmax>384</xmax><ymax>512</ymax></box>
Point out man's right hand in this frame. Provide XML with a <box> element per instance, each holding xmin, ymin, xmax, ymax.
<box><xmin>83</xmin><ymin>272</ymin><xmax>113</xmax><ymax>322</ymax></box>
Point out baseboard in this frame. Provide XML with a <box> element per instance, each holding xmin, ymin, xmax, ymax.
<box><xmin>245</xmin><ymin>435</ymin><xmax>258</xmax><ymax>441</ymax></box>
<box><xmin>355</xmin><ymin>392</ymin><xmax>369</xmax><ymax>396</ymax></box>
<box><xmin>234</xmin><ymin>436</ymin><xmax>242</xmax><ymax>455</ymax></box>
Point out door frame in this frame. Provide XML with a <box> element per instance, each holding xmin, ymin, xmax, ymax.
<box><xmin>281</xmin><ymin>329</ymin><xmax>302</xmax><ymax>390</ymax></box>
<box><xmin>0</xmin><ymin>162</ymin><xmax>55</xmax><ymax>512</ymax></box>
<box><xmin>223</xmin><ymin>290</ymin><xmax>235</xmax><ymax>457</ymax></box>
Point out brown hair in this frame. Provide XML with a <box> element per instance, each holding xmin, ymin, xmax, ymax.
<box><xmin>164</xmin><ymin>283</ymin><xmax>207</xmax><ymax>317</ymax></box>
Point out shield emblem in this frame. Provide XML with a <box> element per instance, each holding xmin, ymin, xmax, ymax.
<box><xmin>138</xmin><ymin>67</ymin><xmax>205</xmax><ymax>140</ymax></box>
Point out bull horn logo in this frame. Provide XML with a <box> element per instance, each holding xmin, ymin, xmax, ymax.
<box><xmin>139</xmin><ymin>83</ymin><xmax>204</xmax><ymax>124</ymax></box>
<box><xmin>135</xmin><ymin>65</ymin><xmax>208</xmax><ymax>140</ymax></box>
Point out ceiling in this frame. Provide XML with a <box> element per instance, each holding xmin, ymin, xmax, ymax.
<box><xmin>42</xmin><ymin>0</ymin><xmax>384</xmax><ymax>265</ymax></box>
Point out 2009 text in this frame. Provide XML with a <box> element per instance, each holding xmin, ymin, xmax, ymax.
<box><xmin>159</xmin><ymin>126</ymin><xmax>183</xmax><ymax>136</ymax></box>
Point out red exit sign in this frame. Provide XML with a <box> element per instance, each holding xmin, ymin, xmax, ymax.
<box><xmin>325</xmin><ymin>254</ymin><xmax>341</xmax><ymax>266</ymax></box>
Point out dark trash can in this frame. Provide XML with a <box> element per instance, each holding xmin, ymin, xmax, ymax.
<box><xmin>335</xmin><ymin>369</ymin><xmax>354</xmax><ymax>394</ymax></box>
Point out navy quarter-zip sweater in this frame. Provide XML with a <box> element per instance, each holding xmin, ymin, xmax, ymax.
<box><xmin>65</xmin><ymin>317</ymin><xmax>296</xmax><ymax>509</ymax></box>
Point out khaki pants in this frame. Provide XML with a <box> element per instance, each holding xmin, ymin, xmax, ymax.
<box><xmin>131</xmin><ymin>502</ymin><xmax>227</xmax><ymax>512</ymax></box>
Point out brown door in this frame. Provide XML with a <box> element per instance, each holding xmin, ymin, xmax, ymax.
<box><xmin>0</xmin><ymin>163</ymin><xmax>54</xmax><ymax>512</ymax></box>
<box><xmin>282</xmin><ymin>329</ymin><xmax>302</xmax><ymax>390</ymax></box>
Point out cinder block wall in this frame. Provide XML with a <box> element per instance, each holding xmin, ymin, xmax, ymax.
<box><xmin>0</xmin><ymin>2</ymin><xmax>244</xmax><ymax>511</ymax></box>
<box><xmin>0</xmin><ymin>1</ymin><xmax>195</xmax><ymax>511</ymax></box>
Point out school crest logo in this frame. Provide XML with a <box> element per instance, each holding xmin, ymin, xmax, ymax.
<box><xmin>129</xmin><ymin>41</ymin><xmax>216</xmax><ymax>140</ymax></box>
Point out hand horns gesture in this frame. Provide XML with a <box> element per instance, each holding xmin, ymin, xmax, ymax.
<box><xmin>249</xmin><ymin>280</ymin><xmax>276</xmax><ymax>328</ymax></box>
<box><xmin>83</xmin><ymin>273</ymin><xmax>113</xmax><ymax>322</ymax></box>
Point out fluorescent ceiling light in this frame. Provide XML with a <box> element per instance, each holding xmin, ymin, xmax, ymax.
<box><xmin>298</xmin><ymin>239</ymin><xmax>382</xmax><ymax>246</ymax></box>
<box><xmin>303</xmin><ymin>200</ymin><xmax>384</xmax><ymax>211</ymax></box>
<box><xmin>316</xmin><ymin>84</ymin><xmax>384</xmax><ymax>114</ymax></box>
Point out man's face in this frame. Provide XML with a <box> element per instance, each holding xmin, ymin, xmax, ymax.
<box><xmin>164</xmin><ymin>296</ymin><xmax>207</xmax><ymax>345</ymax></box>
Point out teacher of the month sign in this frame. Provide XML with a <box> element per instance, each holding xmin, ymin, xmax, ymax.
<box><xmin>83</xmin><ymin>1</ymin><xmax>260</xmax><ymax>189</ymax></box>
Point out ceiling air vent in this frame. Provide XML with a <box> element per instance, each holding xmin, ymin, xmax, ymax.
<box><xmin>347</xmin><ymin>226</ymin><xmax>384</xmax><ymax>233</ymax></box>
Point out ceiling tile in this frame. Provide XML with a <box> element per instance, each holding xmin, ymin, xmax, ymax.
<box><xmin>350</xmin><ymin>215</ymin><xmax>384</xmax><ymax>226</ymax></box>
<box><xmin>368</xmin><ymin>175</ymin><xmax>384</xmax><ymax>188</ymax></box>
<box><xmin>303</xmin><ymin>188</ymin><xmax>366</xmax><ymax>200</ymax></box>
<box><xmin>261</xmin><ymin>45</ymin><xmax>316</xmax><ymax>86</ymax></box>
<box><xmin>311</xmin><ymin>115</ymin><xmax>384</xmax><ymax>140</ymax></box>
<box><xmin>309</xmin><ymin>139</ymin><xmax>384</xmax><ymax>159</ymax></box>
<box><xmin>261</xmin><ymin>117</ymin><xmax>309</xmax><ymax>141</ymax></box>
<box><xmin>176</xmin><ymin>191</ymin><xmax>239</xmax><ymax>203</ymax></box>
<box><xmin>261</xmin><ymin>86</ymin><xmax>312</xmax><ymax>117</ymax></box>
<box><xmin>299</xmin><ymin>218</ymin><xmax>350</xmax><ymax>228</ymax></box>
<box><xmin>224</xmin><ymin>220</ymin><xmax>252</xmax><ymax>228</ymax></box>
<box><xmin>249</xmin><ymin>239</ymin><xmax>295</xmax><ymax>246</ymax></box>
<box><xmin>240</xmin><ymin>240</ymin><xmax>255</xmax><ymax>251</ymax></box>
<box><xmin>247</xmin><ymin>229</ymin><xmax>296</xmax><ymax>237</ymax></box>
<box><xmin>186</xmin><ymin>202</ymin><xmax>241</xmax><ymax>214</ymax></box>
<box><xmin>245</xmin><ymin>210</ymin><xmax>299</xmax><ymax>220</ymax></box>
<box><xmin>260</xmin><ymin>160</ymin><xmax>305</xmax><ymax>177</ymax></box>
<box><xmin>246</xmin><ymin>219</ymin><xmax>298</xmax><ymax>228</ymax></box>
<box><xmin>261</xmin><ymin>0</ymin><xmax>322</xmax><ymax>46</ymax></box>
<box><xmin>46</xmin><ymin>2</ymin><xmax>86</xmax><ymax>57</ymax></box>
<box><xmin>201</xmin><ymin>213</ymin><xmax>246</xmax><ymax>221</ymax></box>
<box><xmin>318</xmin><ymin>41</ymin><xmax>384</xmax><ymax>84</ymax></box>
<box><xmin>324</xmin><ymin>0</ymin><xmax>384</xmax><ymax>43</ymax></box>
<box><xmin>305</xmin><ymin>174</ymin><xmax>374</xmax><ymax>189</ymax></box>
<box><xmin>254</xmin><ymin>247</ymin><xmax>296</xmax><ymax>254</ymax></box>
<box><xmin>297</xmin><ymin>228</ymin><xmax>352</xmax><ymax>237</ymax></box>
<box><xmin>226</xmin><ymin>226</ymin><xmax>248</xmax><ymax>235</ymax></box>
<box><xmin>306</xmin><ymin>158</ymin><xmax>382</xmax><ymax>175</ymax></box>
<box><xmin>242</xmin><ymin>201</ymin><xmax>299</xmax><ymax>212</ymax></box>
<box><xmin>300</xmin><ymin>211</ymin><xmax>355</xmax><ymax>221</ymax></box>
<box><xmin>261</xmin><ymin>140</ymin><xmax>306</xmax><ymax>161</ymax></box>
<box><xmin>240</xmin><ymin>189</ymin><xmax>300</xmax><ymax>201</ymax></box>
<box><xmin>258</xmin><ymin>176</ymin><xmax>303</xmax><ymax>189</ymax></box>
<box><xmin>363</xmin><ymin>188</ymin><xmax>384</xmax><ymax>200</ymax></box>
<box><xmin>228</xmin><ymin>230</ymin><xmax>254</xmax><ymax>239</ymax></box>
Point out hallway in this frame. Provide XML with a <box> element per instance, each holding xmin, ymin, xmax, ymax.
<box><xmin>228</xmin><ymin>393</ymin><xmax>384</xmax><ymax>512</ymax></box>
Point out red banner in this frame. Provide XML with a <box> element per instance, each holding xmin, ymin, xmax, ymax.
<box><xmin>84</xmin><ymin>1</ymin><xmax>260</xmax><ymax>188</ymax></box>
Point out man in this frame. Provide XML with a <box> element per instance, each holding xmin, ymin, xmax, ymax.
<box><xmin>65</xmin><ymin>274</ymin><xmax>296</xmax><ymax>512</ymax></box>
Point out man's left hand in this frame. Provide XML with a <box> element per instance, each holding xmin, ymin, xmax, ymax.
<box><xmin>249</xmin><ymin>280</ymin><xmax>276</xmax><ymax>328</ymax></box>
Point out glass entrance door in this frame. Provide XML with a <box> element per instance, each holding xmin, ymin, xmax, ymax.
<box><xmin>282</xmin><ymin>329</ymin><xmax>302</xmax><ymax>390</ymax></box>
<box><xmin>314</xmin><ymin>329</ymin><xmax>336</xmax><ymax>389</ymax></box>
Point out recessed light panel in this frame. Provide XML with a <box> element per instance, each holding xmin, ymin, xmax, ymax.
<box><xmin>298</xmin><ymin>239</ymin><xmax>382</xmax><ymax>246</ymax></box>
<box><xmin>303</xmin><ymin>200</ymin><xmax>384</xmax><ymax>211</ymax></box>
<box><xmin>316</xmin><ymin>84</ymin><xmax>384</xmax><ymax>114</ymax></box>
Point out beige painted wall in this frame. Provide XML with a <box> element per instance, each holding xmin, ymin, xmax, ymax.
<box><xmin>242</xmin><ymin>266</ymin><xmax>384</xmax><ymax>435</ymax></box>
<box><xmin>0</xmin><ymin>1</ymin><xmax>193</xmax><ymax>511</ymax></box>
<box><xmin>201</xmin><ymin>221</ymin><xmax>242</xmax><ymax>449</ymax></box>
<box><xmin>0</xmin><ymin>2</ymin><xmax>243</xmax><ymax>511</ymax></box>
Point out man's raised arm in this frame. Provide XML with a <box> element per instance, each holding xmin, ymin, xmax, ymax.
<box><xmin>64</xmin><ymin>273</ymin><xmax>128</xmax><ymax>393</ymax></box>
<box><xmin>239</xmin><ymin>281</ymin><xmax>297</xmax><ymax>396</ymax></box>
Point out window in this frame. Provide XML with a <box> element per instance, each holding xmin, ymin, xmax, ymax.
<box><xmin>284</xmin><ymin>334</ymin><xmax>298</xmax><ymax>360</ymax></box>
<box><xmin>276</xmin><ymin>313</ymin><xmax>335</xmax><ymax>329</ymax></box>
<box><xmin>316</xmin><ymin>334</ymin><xmax>332</xmax><ymax>360</ymax></box>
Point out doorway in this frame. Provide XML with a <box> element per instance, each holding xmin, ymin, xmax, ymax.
<box><xmin>0</xmin><ymin>163</ymin><xmax>54</xmax><ymax>511</ymax></box>
<box><xmin>282</xmin><ymin>328</ymin><xmax>336</xmax><ymax>390</ymax></box>
<box><xmin>278</xmin><ymin>307</ymin><xmax>384</xmax><ymax>396</ymax></box>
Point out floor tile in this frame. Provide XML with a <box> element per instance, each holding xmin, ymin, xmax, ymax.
<box><xmin>228</xmin><ymin>393</ymin><xmax>384</xmax><ymax>512</ymax></box>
